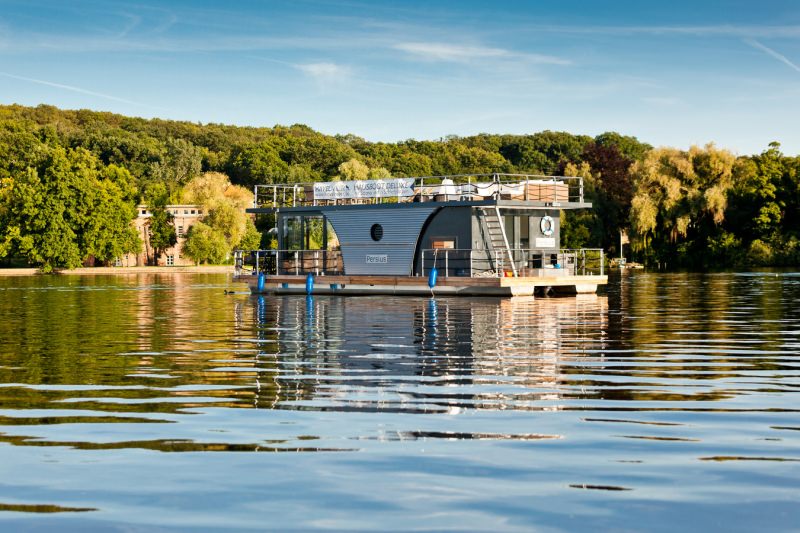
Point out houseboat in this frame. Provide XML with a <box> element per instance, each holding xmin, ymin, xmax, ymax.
<box><xmin>234</xmin><ymin>173</ymin><xmax>607</xmax><ymax>296</ymax></box>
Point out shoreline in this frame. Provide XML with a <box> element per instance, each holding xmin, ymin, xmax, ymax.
<box><xmin>0</xmin><ymin>266</ymin><xmax>234</xmax><ymax>277</ymax></box>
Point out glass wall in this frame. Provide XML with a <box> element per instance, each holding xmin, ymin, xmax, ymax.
<box><xmin>284</xmin><ymin>216</ymin><xmax>303</xmax><ymax>251</ymax></box>
<box><xmin>283</xmin><ymin>215</ymin><xmax>329</xmax><ymax>250</ymax></box>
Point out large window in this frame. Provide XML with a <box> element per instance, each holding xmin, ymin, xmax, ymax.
<box><xmin>305</xmin><ymin>216</ymin><xmax>325</xmax><ymax>249</ymax></box>
<box><xmin>284</xmin><ymin>216</ymin><xmax>303</xmax><ymax>250</ymax></box>
<box><xmin>284</xmin><ymin>215</ymin><xmax>336</xmax><ymax>251</ymax></box>
<box><xmin>327</xmin><ymin>220</ymin><xmax>339</xmax><ymax>251</ymax></box>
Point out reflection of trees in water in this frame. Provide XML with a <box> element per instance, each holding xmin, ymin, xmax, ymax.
<box><xmin>0</xmin><ymin>274</ymin><xmax>612</xmax><ymax>416</ymax></box>
<box><xmin>618</xmin><ymin>272</ymin><xmax>800</xmax><ymax>389</ymax></box>
<box><xmin>6</xmin><ymin>271</ymin><xmax>792</xmax><ymax>422</ymax></box>
<box><xmin>0</xmin><ymin>274</ymin><xmax>247</xmax><ymax>414</ymax></box>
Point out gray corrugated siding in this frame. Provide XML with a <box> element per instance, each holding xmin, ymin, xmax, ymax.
<box><xmin>326</xmin><ymin>207</ymin><xmax>438</xmax><ymax>275</ymax></box>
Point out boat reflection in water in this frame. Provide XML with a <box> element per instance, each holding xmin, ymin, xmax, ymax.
<box><xmin>2</xmin><ymin>273</ymin><xmax>799</xmax><ymax>530</ymax></box>
<box><xmin>248</xmin><ymin>294</ymin><xmax>609</xmax><ymax>417</ymax></box>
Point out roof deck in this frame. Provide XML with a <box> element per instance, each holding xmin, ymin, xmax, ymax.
<box><xmin>250</xmin><ymin>173</ymin><xmax>590</xmax><ymax>213</ymax></box>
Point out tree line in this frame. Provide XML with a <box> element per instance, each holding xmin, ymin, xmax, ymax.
<box><xmin>0</xmin><ymin>103</ymin><xmax>797</xmax><ymax>270</ymax></box>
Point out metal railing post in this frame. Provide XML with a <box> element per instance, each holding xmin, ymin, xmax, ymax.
<box><xmin>421</xmin><ymin>250</ymin><xmax>425</xmax><ymax>276</ymax></box>
<box><xmin>445</xmin><ymin>250</ymin><xmax>449</xmax><ymax>278</ymax></box>
<box><xmin>294</xmin><ymin>251</ymin><xmax>299</xmax><ymax>274</ymax></box>
<box><xmin>469</xmin><ymin>250</ymin><xmax>473</xmax><ymax>277</ymax></box>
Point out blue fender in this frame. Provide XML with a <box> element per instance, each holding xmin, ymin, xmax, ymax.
<box><xmin>257</xmin><ymin>272</ymin><xmax>265</xmax><ymax>292</ymax></box>
<box><xmin>428</xmin><ymin>267</ymin><xmax>438</xmax><ymax>289</ymax></box>
<box><xmin>305</xmin><ymin>273</ymin><xmax>314</xmax><ymax>295</ymax></box>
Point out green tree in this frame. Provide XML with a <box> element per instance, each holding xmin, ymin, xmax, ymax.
<box><xmin>147</xmin><ymin>207</ymin><xmax>177</xmax><ymax>266</ymax></box>
<box><xmin>82</xmin><ymin>179</ymin><xmax>141</xmax><ymax>265</ymax></box>
<box><xmin>630</xmin><ymin>144</ymin><xmax>735</xmax><ymax>267</ymax></box>
<box><xmin>183</xmin><ymin>222</ymin><xmax>228</xmax><ymax>264</ymax></box>
<box><xmin>154</xmin><ymin>137</ymin><xmax>203</xmax><ymax>188</ymax></box>
<box><xmin>228</xmin><ymin>142</ymin><xmax>288</xmax><ymax>187</ymax></box>
<box><xmin>4</xmin><ymin>165</ymin><xmax>79</xmax><ymax>272</ymax></box>
<box><xmin>181</xmin><ymin>172</ymin><xmax>255</xmax><ymax>256</ymax></box>
<box><xmin>102</xmin><ymin>164</ymin><xmax>139</xmax><ymax>203</ymax></box>
<box><xmin>560</xmin><ymin>162</ymin><xmax>602</xmax><ymax>249</ymax></box>
<box><xmin>206</xmin><ymin>201</ymin><xmax>247</xmax><ymax>251</ymax></box>
<box><xmin>238</xmin><ymin>219</ymin><xmax>262</xmax><ymax>251</ymax></box>
<box><xmin>337</xmin><ymin>158</ymin><xmax>369</xmax><ymax>180</ymax></box>
<box><xmin>0</xmin><ymin>146</ymin><xmax>139</xmax><ymax>271</ymax></box>
<box><xmin>582</xmin><ymin>133</ymin><xmax>649</xmax><ymax>253</ymax></box>
<box><xmin>181</xmin><ymin>172</ymin><xmax>230</xmax><ymax>209</ymax></box>
<box><xmin>726</xmin><ymin>143</ymin><xmax>783</xmax><ymax>242</ymax></box>
<box><xmin>368</xmin><ymin>167</ymin><xmax>392</xmax><ymax>179</ymax></box>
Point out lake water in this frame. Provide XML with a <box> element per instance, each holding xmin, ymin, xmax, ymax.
<box><xmin>0</xmin><ymin>271</ymin><xmax>798</xmax><ymax>531</ymax></box>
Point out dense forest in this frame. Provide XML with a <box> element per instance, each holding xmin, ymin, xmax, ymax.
<box><xmin>0</xmin><ymin>103</ymin><xmax>798</xmax><ymax>270</ymax></box>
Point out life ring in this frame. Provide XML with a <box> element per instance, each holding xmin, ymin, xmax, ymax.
<box><xmin>540</xmin><ymin>215</ymin><xmax>554</xmax><ymax>237</ymax></box>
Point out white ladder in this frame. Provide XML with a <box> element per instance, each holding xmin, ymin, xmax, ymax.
<box><xmin>481</xmin><ymin>206</ymin><xmax>517</xmax><ymax>277</ymax></box>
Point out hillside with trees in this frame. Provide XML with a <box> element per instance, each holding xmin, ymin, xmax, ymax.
<box><xmin>0</xmin><ymin>103</ymin><xmax>798</xmax><ymax>270</ymax></box>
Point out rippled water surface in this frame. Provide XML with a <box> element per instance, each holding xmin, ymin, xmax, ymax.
<box><xmin>0</xmin><ymin>272</ymin><xmax>799</xmax><ymax>531</ymax></box>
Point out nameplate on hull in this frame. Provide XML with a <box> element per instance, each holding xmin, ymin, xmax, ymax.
<box><xmin>535</xmin><ymin>237</ymin><xmax>556</xmax><ymax>248</ymax></box>
<box><xmin>365</xmin><ymin>254</ymin><xmax>389</xmax><ymax>264</ymax></box>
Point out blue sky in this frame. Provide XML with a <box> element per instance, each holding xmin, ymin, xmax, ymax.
<box><xmin>1</xmin><ymin>0</ymin><xmax>799</xmax><ymax>154</ymax></box>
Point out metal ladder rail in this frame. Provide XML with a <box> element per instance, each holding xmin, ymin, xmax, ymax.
<box><xmin>480</xmin><ymin>209</ymin><xmax>505</xmax><ymax>272</ymax></box>
<box><xmin>480</xmin><ymin>207</ymin><xmax>518</xmax><ymax>277</ymax></box>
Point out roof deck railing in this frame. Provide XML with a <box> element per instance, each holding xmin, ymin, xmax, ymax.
<box><xmin>234</xmin><ymin>247</ymin><xmax>604</xmax><ymax>278</ymax></box>
<box><xmin>252</xmin><ymin>173</ymin><xmax>585</xmax><ymax>210</ymax></box>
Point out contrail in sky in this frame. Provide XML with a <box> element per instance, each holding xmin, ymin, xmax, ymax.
<box><xmin>744</xmin><ymin>39</ymin><xmax>800</xmax><ymax>73</ymax></box>
<box><xmin>0</xmin><ymin>71</ymin><xmax>147</xmax><ymax>106</ymax></box>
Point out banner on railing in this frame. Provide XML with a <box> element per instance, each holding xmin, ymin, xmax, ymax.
<box><xmin>313</xmin><ymin>178</ymin><xmax>415</xmax><ymax>200</ymax></box>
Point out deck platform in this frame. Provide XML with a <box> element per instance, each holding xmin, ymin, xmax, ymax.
<box><xmin>235</xmin><ymin>273</ymin><xmax>607</xmax><ymax>297</ymax></box>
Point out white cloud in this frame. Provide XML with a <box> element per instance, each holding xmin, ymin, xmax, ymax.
<box><xmin>393</xmin><ymin>41</ymin><xmax>570</xmax><ymax>65</ymax></box>
<box><xmin>745</xmin><ymin>39</ymin><xmax>800</xmax><ymax>74</ymax></box>
<box><xmin>0</xmin><ymin>71</ymin><xmax>148</xmax><ymax>106</ymax></box>
<box><xmin>531</xmin><ymin>24</ymin><xmax>800</xmax><ymax>39</ymax></box>
<box><xmin>394</xmin><ymin>42</ymin><xmax>508</xmax><ymax>61</ymax></box>
<box><xmin>295</xmin><ymin>62</ymin><xmax>352</xmax><ymax>83</ymax></box>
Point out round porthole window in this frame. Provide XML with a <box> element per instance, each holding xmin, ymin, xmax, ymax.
<box><xmin>370</xmin><ymin>223</ymin><xmax>383</xmax><ymax>241</ymax></box>
<box><xmin>540</xmin><ymin>216</ymin><xmax>555</xmax><ymax>237</ymax></box>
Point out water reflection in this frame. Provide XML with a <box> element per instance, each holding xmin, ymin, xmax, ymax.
<box><xmin>253</xmin><ymin>294</ymin><xmax>609</xmax><ymax>414</ymax></box>
<box><xmin>1</xmin><ymin>272</ymin><xmax>799</xmax><ymax>530</ymax></box>
<box><xmin>0</xmin><ymin>278</ymin><xmax>614</xmax><ymax>450</ymax></box>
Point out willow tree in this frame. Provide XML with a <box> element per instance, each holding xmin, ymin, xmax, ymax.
<box><xmin>181</xmin><ymin>172</ymin><xmax>255</xmax><ymax>260</ymax></box>
<box><xmin>182</xmin><ymin>222</ymin><xmax>228</xmax><ymax>265</ymax></box>
<box><xmin>629</xmin><ymin>144</ymin><xmax>735</xmax><ymax>267</ymax></box>
<box><xmin>336</xmin><ymin>158</ymin><xmax>370</xmax><ymax>181</ymax></box>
